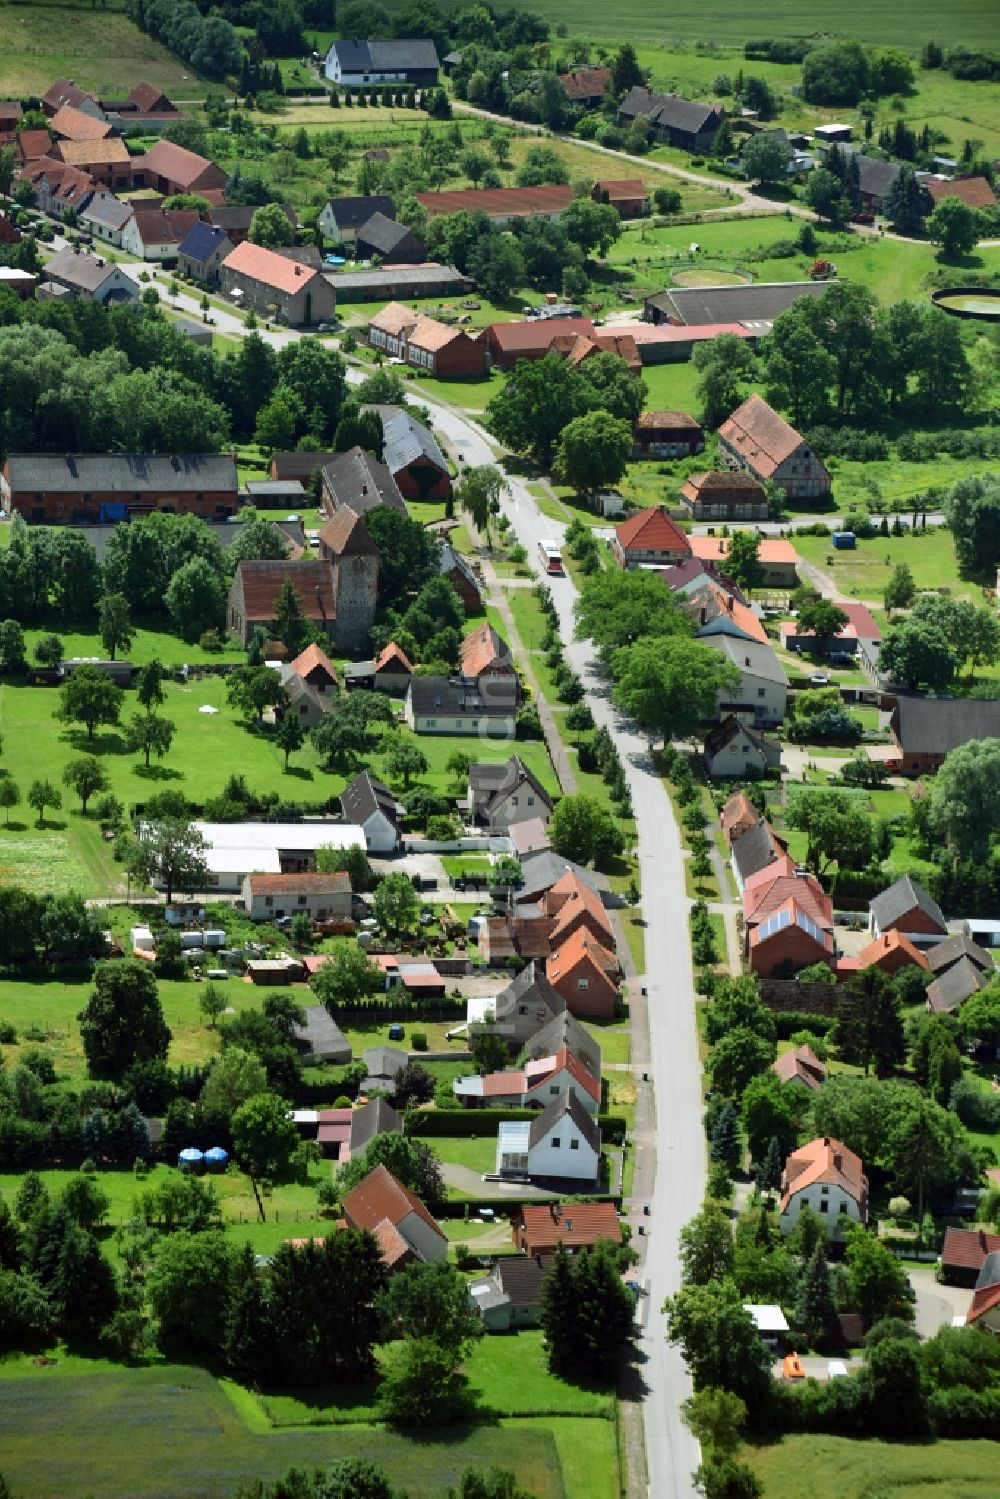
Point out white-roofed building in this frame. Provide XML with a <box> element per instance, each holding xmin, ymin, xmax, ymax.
<box><xmin>189</xmin><ymin>821</ymin><xmax>365</xmax><ymax>892</ymax></box>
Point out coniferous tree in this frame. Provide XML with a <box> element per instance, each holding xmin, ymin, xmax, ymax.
<box><xmin>756</xmin><ymin>1136</ymin><xmax>783</xmax><ymax>1195</ymax></box>
<box><xmin>795</xmin><ymin>1241</ymin><xmax>836</xmax><ymax>1344</ymax></box>
<box><xmin>540</xmin><ymin>1243</ymin><xmax>577</xmax><ymax>1375</ymax></box>
<box><xmin>225</xmin><ymin>1242</ymin><xmax>277</xmax><ymax>1384</ymax></box>
<box><xmin>272</xmin><ymin>576</ymin><xmax>308</xmax><ymax>654</ymax></box>
<box><xmin>710</xmin><ymin>1101</ymin><xmax>742</xmax><ymax>1173</ymax></box>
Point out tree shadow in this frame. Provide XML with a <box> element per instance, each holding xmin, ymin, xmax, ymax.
<box><xmin>0</xmin><ymin>820</ymin><xmax>29</xmax><ymax>833</ymax></box>
<box><xmin>34</xmin><ymin>818</ymin><xmax>68</xmax><ymax>832</ymax></box>
<box><xmin>283</xmin><ymin>765</ymin><xmax>315</xmax><ymax>780</ymax></box>
<box><xmin>133</xmin><ymin>764</ymin><xmax>184</xmax><ymax>782</ymax></box>
<box><xmin>60</xmin><ymin>729</ymin><xmax>130</xmax><ymax>756</ymax></box>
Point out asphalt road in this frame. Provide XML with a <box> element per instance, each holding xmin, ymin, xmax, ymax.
<box><xmin>418</xmin><ymin>406</ymin><xmax>703</xmax><ymax>1498</ymax></box>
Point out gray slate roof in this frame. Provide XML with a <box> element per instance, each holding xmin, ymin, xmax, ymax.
<box><xmin>870</xmin><ymin>875</ymin><xmax>946</xmax><ymax>935</ymax></box>
<box><xmin>493</xmin><ymin>960</ymin><xmax>566</xmax><ymax>1028</ymax></box>
<box><xmin>891</xmin><ymin>697</ymin><xmax>1000</xmax><ymax>757</ymax></box>
<box><xmin>382</xmin><ymin>409</ymin><xmax>448</xmax><ymax>478</ymax></box>
<box><xmin>44</xmin><ymin>245</ymin><xmax>135</xmax><ymax>293</ymax></box>
<box><xmin>321</xmin><ymin>446</ymin><xmax>406</xmax><ymax>516</ymax></box>
<box><xmin>703</xmin><ymin>632</ymin><xmax>789</xmax><ymax>685</ymax></box>
<box><xmin>976</xmin><ymin>1250</ymin><xmax>1000</xmax><ymax>1290</ymax></box>
<box><xmin>704</xmin><ymin>714</ymin><xmax>782</xmax><ymax>768</ymax></box>
<box><xmin>495</xmin><ymin>1253</ymin><xmax>551</xmax><ymax>1307</ymax></box>
<box><xmin>926</xmin><ymin>933</ymin><xmax>995</xmax><ymax>977</ymax></box>
<box><xmin>471</xmin><ymin>755</ymin><xmax>554</xmax><ymax>819</ymax></box>
<box><xmin>177</xmin><ymin>220</ymin><xmax>230</xmax><ymax>262</ymax></box>
<box><xmin>619</xmin><ymin>85</ymin><xmax>720</xmax><ymax>136</ymax></box>
<box><xmin>528</xmin><ymin>1088</ymin><xmax>601</xmax><ymax>1154</ymax></box>
<box><xmin>323</xmin><ymin>193</ymin><xmax>395</xmax><ymax>230</ymax></box>
<box><xmin>838</xmin><ymin>145</ymin><xmax>902</xmax><ymax>202</ymax></box>
<box><xmin>292</xmin><ymin>1005</ymin><xmax>352</xmax><ymax>1062</ymax></box>
<box><xmin>350</xmin><ymin>1096</ymin><xmax>403</xmax><ymax>1152</ymax></box>
<box><xmin>340</xmin><ymin>769</ymin><xmax>400</xmax><ymax>829</ymax></box>
<box><xmin>326</xmin><ymin>264</ymin><xmax>469</xmax><ymax>294</ymax></box>
<box><xmin>439</xmin><ymin>539</ymin><xmax>481</xmax><ymax>594</ymax></box>
<box><xmin>646</xmin><ymin>280</ymin><xmax>828</xmax><ymax>327</ymax></box>
<box><xmin>3</xmin><ymin>451</ymin><xmax>237</xmax><ymax>494</ymax></box>
<box><xmin>407</xmin><ymin>675</ymin><xmax>518</xmax><ymax>717</ymax></box>
<box><xmin>329</xmin><ymin>39</ymin><xmax>440</xmax><ymax>72</ymax></box>
<box><xmin>356</xmin><ymin>210</ymin><xmax>424</xmax><ymax>258</ymax></box>
<box><xmin>926</xmin><ymin>957</ymin><xmax>991</xmax><ymax>1015</ymax></box>
<box><xmin>518</xmin><ymin>850</ymin><xmax>600</xmax><ymax>904</ymax></box>
<box><xmin>521</xmin><ymin>1010</ymin><xmax>601</xmax><ymax>1077</ymax></box>
<box><xmin>363</xmin><ymin>1044</ymin><xmax>407</xmax><ymax>1083</ymax></box>
<box><xmin>79</xmin><ymin>192</ymin><xmax>133</xmax><ymax>233</ymax></box>
<box><xmin>731</xmin><ymin>820</ymin><xmax>785</xmax><ymax>885</ymax></box>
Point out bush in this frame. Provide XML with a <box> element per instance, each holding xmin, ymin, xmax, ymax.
<box><xmin>950</xmin><ymin>1074</ymin><xmax>1000</xmax><ymax>1130</ymax></box>
<box><xmin>410</xmin><ymin>1031</ymin><xmax>428</xmax><ymax>1052</ymax></box>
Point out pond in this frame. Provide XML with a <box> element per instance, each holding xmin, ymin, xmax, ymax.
<box><xmin>932</xmin><ymin>287</ymin><xmax>1000</xmax><ymax>320</ymax></box>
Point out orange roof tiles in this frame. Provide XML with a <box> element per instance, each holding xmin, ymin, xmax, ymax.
<box><xmin>781</xmin><ymin>1136</ymin><xmax>867</xmax><ymax>1217</ymax></box>
<box><xmin>744</xmin><ymin>870</ymin><xmax>832</xmax><ymax>930</ymax></box>
<box><xmin>721</xmin><ymin>792</ymin><xmax>764</xmax><ymax>843</ymax></box>
<box><xmin>547</xmin><ymin>926</ymin><xmax>618</xmax><ymax>983</ymax></box>
<box><xmin>369</xmin><ymin>300</ymin><xmax>418</xmax><ymax>337</ymax></box>
<box><xmin>692</xmin><ymin>579</ymin><xmax>769</xmax><ymax>644</ymax></box>
<box><xmin>55</xmin><ymin>137</ymin><xmax>130</xmax><ymax>169</ymax></box>
<box><xmin>245</xmin><ymin>871</ymin><xmax>350</xmax><ymax>895</ymax></box>
<box><xmin>856</xmin><ymin>930</ymin><xmax>929</xmax><ymax>972</ymax></box>
<box><xmin>289</xmin><ymin>641</ymin><xmax>338</xmax><ymax>683</ymax></box>
<box><xmin>558</xmin><ymin>67</ymin><xmax>612</xmax><ymax>100</ymax></box>
<box><xmin>546</xmin><ymin>873</ymin><xmax>615</xmax><ymax>946</ymax></box>
<box><xmin>460</xmin><ymin>620</ymin><xmax>510</xmax><ymax>678</ymax></box>
<box><xmin>742</xmin><ymin>855</ymin><xmax>796</xmax><ymax>899</ymax></box>
<box><xmin>222</xmin><ymin>240</ymin><xmax>321</xmax><ymax>296</ymax></box>
<box><xmin>50</xmin><ymin>103</ymin><xmax>113</xmax><ymax>141</ymax></box>
<box><xmin>373</xmin><ymin>1218</ymin><xmax>412</xmax><ymax>1266</ymax></box>
<box><xmin>615</xmin><ymin>504</ymin><xmax>691</xmax><ymax>554</ymax></box>
<box><xmin>690</xmin><ymin>534</ymin><xmax>797</xmax><ymax>566</ymax></box>
<box><xmin>772</xmin><ymin>1044</ymin><xmax>826</xmax><ymax>1091</ymax></box>
<box><xmin>409</xmin><ymin>315</ymin><xmax>465</xmax><ymax>354</ymax></box>
<box><xmin>374</xmin><ymin>641</ymin><xmax>414</xmax><ymax>673</ymax></box>
<box><xmin>718</xmin><ymin>394</ymin><xmax>807</xmax><ymax>479</ymax></box>
<box><xmin>141</xmin><ymin>137</ymin><xmax>221</xmax><ymax>190</ymax></box>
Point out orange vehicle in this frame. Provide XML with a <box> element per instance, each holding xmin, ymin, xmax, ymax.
<box><xmin>783</xmin><ymin>1351</ymin><xmax>806</xmax><ymax>1380</ymax></box>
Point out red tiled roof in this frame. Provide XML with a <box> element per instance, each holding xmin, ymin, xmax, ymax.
<box><xmin>460</xmin><ymin>620</ymin><xmax>510</xmax><ymax>677</ymax></box>
<box><xmin>487</xmin><ymin>316</ymin><xmax>595</xmax><ymax>353</ymax></box>
<box><xmin>341</xmin><ymin>1163</ymin><xmax>444</xmax><ymax>1246</ymax></box>
<box><xmin>772</xmin><ymin>1044</ymin><xmax>826</xmax><ymax>1091</ymax></box>
<box><xmin>547</xmin><ymin>927</ymin><xmax>619</xmax><ymax>983</ymax></box>
<box><xmin>615</xmin><ymin>504</ymin><xmax>690</xmax><ymax>554</ymax></box>
<box><xmin>374</xmin><ymin>641</ymin><xmax>413</xmax><ymax>673</ymax></box>
<box><xmin>222</xmin><ymin>239</ymin><xmax>321</xmax><ymax>296</ymax></box>
<box><xmin>416</xmin><ymin>184</ymin><xmax>574</xmax><ymax>219</ymax></box>
<box><xmin>748</xmin><ymin>897</ymin><xmax>833</xmax><ymax>955</ymax></box>
<box><xmin>289</xmin><ymin>641</ymin><xmax>338</xmax><ymax>684</ymax></box>
<box><xmin>518</xmin><ymin>1201</ymin><xmax>621</xmax><ymax>1249</ymax></box>
<box><xmin>941</xmin><ymin>1227</ymin><xmax>1000</xmax><ymax>1272</ymax></box>
<box><xmin>596</xmin><ymin>177</ymin><xmax>646</xmax><ymax>199</ymax></box>
<box><xmin>744</xmin><ymin>870</ymin><xmax>832</xmax><ymax>930</ymax></box>
<box><xmin>369</xmin><ymin>300</ymin><xmax>417</xmax><ymax>336</ymax></box>
<box><xmin>781</xmin><ymin>1136</ymin><xmax>867</xmax><ymax>1216</ymax></box>
<box><xmin>373</xmin><ymin>1218</ymin><xmax>412</xmax><ymax>1266</ymax></box>
<box><xmin>720</xmin><ymin>792</ymin><xmax>759</xmax><ymax>842</ymax></box>
<box><xmin>856</xmin><ymin>930</ymin><xmax>929</xmax><ymax>971</ymax></box>
<box><xmin>605</xmin><ymin>320</ymin><xmax>755</xmax><ymax>346</ymax></box>
<box><xmin>409</xmin><ymin>314</ymin><xmax>466</xmax><ymax>354</ymax></box>
<box><xmin>245</xmin><ymin>871</ymin><xmax>350</xmax><ymax>895</ymax></box>
<box><xmin>926</xmin><ymin>175</ymin><xmax>996</xmax><ymax>209</ymax></box>
<box><xmin>558</xmin><ymin>67</ymin><xmax>612</xmax><ymax>101</ymax></box>
<box><xmin>718</xmin><ymin>393</ymin><xmax>807</xmax><ymax>479</ymax></box>
<box><xmin>234</xmin><ymin>560</ymin><xmax>336</xmax><ymax>622</ymax></box>
<box><xmin>17</xmin><ymin>129</ymin><xmax>53</xmax><ymax>163</ymax></box>
<box><xmin>546</xmin><ymin>872</ymin><xmax>615</xmax><ymax>945</ymax></box>
<box><xmin>129</xmin><ymin>81</ymin><xmax>174</xmax><ymax>113</ymax></box>
<box><xmin>132</xmin><ymin>208</ymin><xmax>199</xmax><ymax>246</ymax></box>
<box><xmin>50</xmin><ymin>103</ymin><xmax>113</xmax><ymax>141</ymax></box>
<box><xmin>54</xmin><ymin>137</ymin><xmax>130</xmax><ymax>169</ymax></box>
<box><xmin>483</xmin><ymin>1067</ymin><xmax>526</xmax><ymax>1097</ymax></box>
<box><xmin>141</xmin><ymin>137</ymin><xmax>220</xmax><ymax>190</ymax></box>
<box><xmin>784</xmin><ymin>600</ymin><xmax>881</xmax><ymax>644</ymax></box>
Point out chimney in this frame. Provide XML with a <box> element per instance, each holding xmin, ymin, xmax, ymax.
<box><xmin>833</xmin><ymin>1152</ymin><xmax>842</xmax><ymax>1171</ymax></box>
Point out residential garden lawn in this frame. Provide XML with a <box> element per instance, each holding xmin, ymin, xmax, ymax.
<box><xmin>433</xmin><ymin>1134</ymin><xmax>498</xmax><ymax>1176</ymax></box>
<box><xmin>503</xmin><ymin>133</ymin><xmax>734</xmax><ymax>213</ymax></box>
<box><xmin>20</xmin><ymin>624</ymin><xmax>245</xmax><ymax>667</ymax></box>
<box><xmin>507</xmin><ymin>588</ymin><xmax>554</xmax><ymax>652</ymax></box>
<box><xmin>0</xmin><ymin>3</ymin><xmax>213</xmax><ymax>99</ymax></box>
<box><xmin>0</xmin><ymin>1359</ymin><xmax>582</xmax><ymax>1499</ymax></box>
<box><xmin>633</xmin><ymin>360</ymin><xmax>705</xmax><ymax>417</ymax></box>
<box><xmin>791</xmin><ymin>528</ymin><xmax>983</xmax><ymax>603</ymax></box>
<box><xmin>585</xmin><ymin>1020</ymin><xmax>631</xmax><ymax>1068</ymax></box>
<box><xmin>747</xmin><ymin>1434</ymin><xmax>1000</xmax><ymax>1498</ymax></box>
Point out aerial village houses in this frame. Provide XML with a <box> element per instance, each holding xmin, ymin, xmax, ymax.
<box><xmin>643</xmin><ymin>280</ymin><xmax>828</xmax><ymax>330</ymax></box>
<box><xmin>557</xmin><ymin>67</ymin><xmax>612</xmax><ymax>106</ymax></box>
<box><xmin>318</xmin><ymin>194</ymin><xmax>395</xmax><ymax>244</ymax></box>
<box><xmin>78</xmin><ymin>191</ymin><xmax>133</xmax><ymax>249</ymax></box>
<box><xmin>691</xmin><ymin>535</ymin><xmax>798</xmax><ymax>589</ymax></box>
<box><xmin>47</xmin><ymin>136</ymin><xmax>132</xmax><ymax>189</ymax></box>
<box><xmin>702</xmin><ymin>635</ymin><xmax>789</xmax><ymax>726</ymax></box>
<box><xmin>0</xmin><ymin>452</ymin><xmax>238</xmax><ymax>524</ymax></box>
<box><xmin>779</xmin><ymin>1137</ymin><xmax>869</xmax><ymax>1241</ymax></box>
<box><xmin>868</xmin><ymin>875</ymin><xmax>948</xmax><ymax>944</ymax></box>
<box><xmin>355</xmin><ymin>211</ymin><xmax>426</xmax><ymax>264</ymax></box>
<box><xmin>320</xmin><ymin>446</ymin><xmax>406</xmax><ymax>521</ymax></box>
<box><xmin>340</xmin><ymin>1163</ymin><xmax>448</xmax><ymax>1270</ymax></box>
<box><xmin>613</xmin><ymin>505</ymin><xmax>691</xmax><ymax>570</ymax></box>
<box><xmin>416</xmin><ymin>184</ymin><xmax>574</xmax><ymax>224</ymax></box>
<box><xmin>514</xmin><ymin>1201</ymin><xmax>622</xmax><ymax>1257</ymax></box>
<box><xmin>632</xmin><ymin>411</ymin><xmax>704</xmax><ymax>460</ymax></box>
<box><xmin>339</xmin><ymin>770</ymin><xmax>401</xmax><ymax>853</ymax></box>
<box><xmin>888</xmin><ymin>697</ymin><xmax>1000</xmax><ymax>775</ymax></box>
<box><xmin>617</xmin><ymin>87</ymin><xmax>724</xmax><ymax>152</ymax></box>
<box><xmin>241</xmin><ymin>871</ymin><xmax>352</xmax><ymax>923</ymax></box>
<box><xmin>703</xmin><ymin>715</ymin><xmax>782</xmax><ymax>778</ymax></box>
<box><xmin>496</xmin><ymin>1090</ymin><xmax>602</xmax><ymax>1184</ymax></box>
<box><xmin>592</xmin><ymin>178</ymin><xmax>649</xmax><ymax>217</ymax></box>
<box><xmin>381</xmin><ymin>408</ymin><xmax>451</xmax><ymax>500</ymax></box>
<box><xmin>679</xmin><ymin>471</ymin><xmax>769</xmax><ymax>522</ymax></box>
<box><xmin>120</xmin><ymin>207</ymin><xmax>200</xmax><ymax>262</ymax></box>
<box><xmin>324</xmin><ymin>39</ymin><xmax>440</xmax><ymax>87</ymax></box>
<box><xmin>367</xmin><ymin>302</ymin><xmax>488</xmax><ymax>378</ymax></box>
<box><xmin>718</xmin><ymin>393</ymin><xmax>831</xmax><ymax>500</ymax></box>
<box><xmin>219</xmin><ymin>242</ymin><xmax>335</xmax><ymax>327</ymax></box>
<box><xmin>38</xmin><ymin>245</ymin><xmax>139</xmax><ymax>304</ymax></box>
<box><xmin>177</xmin><ymin>222</ymin><xmax>233</xmax><ymax>283</ymax></box>
<box><xmin>227</xmin><ymin>560</ymin><xmax>338</xmax><ymax>649</ymax></box>
<box><xmin>134</xmin><ymin>137</ymin><xmax>227</xmax><ymax>196</ymax></box>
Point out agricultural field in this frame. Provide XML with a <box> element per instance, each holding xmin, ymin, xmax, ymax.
<box><xmin>748</xmin><ymin>1434</ymin><xmax>1000</xmax><ymax>1498</ymax></box>
<box><xmin>0</xmin><ymin>1361</ymin><xmax>616</xmax><ymax>1499</ymax></box>
<box><xmin>0</xmin><ymin>2</ymin><xmax>211</xmax><ymax>100</ymax></box>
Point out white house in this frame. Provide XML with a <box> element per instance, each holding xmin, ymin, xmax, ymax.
<box><xmin>324</xmin><ymin>39</ymin><xmax>440</xmax><ymax>88</ymax></box>
<box><xmin>496</xmin><ymin>1089</ymin><xmax>601</xmax><ymax>1183</ymax></box>
<box><xmin>189</xmin><ymin>821</ymin><xmax>365</xmax><ymax>893</ymax></box>
<box><xmin>779</xmin><ymin>1136</ymin><xmax>868</xmax><ymax>1242</ymax></box>
<box><xmin>339</xmin><ymin>770</ymin><xmax>401</xmax><ymax>854</ymax></box>
<box><xmin>241</xmin><ymin>870</ymin><xmax>352</xmax><ymax>923</ymax></box>
<box><xmin>702</xmin><ymin>634</ymin><xmax>788</xmax><ymax>727</ymax></box>
<box><xmin>468</xmin><ymin>755</ymin><xmax>554</xmax><ymax>832</ymax></box>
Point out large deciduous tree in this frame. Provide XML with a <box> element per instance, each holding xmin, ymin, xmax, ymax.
<box><xmin>574</xmin><ymin>569</ymin><xmax>690</xmax><ymax>665</ymax></box>
<box><xmin>78</xmin><ymin>959</ymin><xmax>171</xmax><ymax>1082</ymax></box>
<box><xmin>548</xmin><ymin>792</ymin><xmax>624</xmax><ymax>869</ymax></box>
<box><xmin>926</xmin><ymin>738</ymin><xmax>1000</xmax><ymax>862</ymax></box>
<box><xmin>126</xmin><ymin>818</ymin><xmax>210</xmax><ymax>905</ymax></box>
<box><xmin>611</xmin><ymin>636</ymin><xmax>740</xmax><ymax>745</ymax></box>
<box><xmin>57</xmin><ymin>665</ymin><xmax>123</xmax><ymax>742</ymax></box>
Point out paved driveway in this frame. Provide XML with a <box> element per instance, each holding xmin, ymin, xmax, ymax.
<box><xmin>908</xmin><ymin>1266</ymin><xmax>970</xmax><ymax>1336</ymax></box>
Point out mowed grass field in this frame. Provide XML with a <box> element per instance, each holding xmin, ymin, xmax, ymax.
<box><xmin>748</xmin><ymin>1435</ymin><xmax>1000</xmax><ymax>1498</ymax></box>
<box><xmin>0</xmin><ymin>3</ymin><xmax>210</xmax><ymax>100</ymax></box>
<box><xmin>791</xmin><ymin>528</ymin><xmax>985</xmax><ymax>603</ymax></box>
<box><xmin>0</xmin><ymin>1362</ymin><xmax>608</xmax><ymax>1499</ymax></box>
<box><xmin>480</xmin><ymin>0</ymin><xmax>1000</xmax><ymax>50</ymax></box>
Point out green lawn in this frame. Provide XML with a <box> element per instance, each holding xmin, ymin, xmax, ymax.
<box><xmin>748</xmin><ymin>1435</ymin><xmax>1000</xmax><ymax>1498</ymax></box>
<box><xmin>584</xmin><ymin>1020</ymin><xmax>631</xmax><ymax>1067</ymax></box>
<box><xmin>434</xmin><ymin>1135</ymin><xmax>498</xmax><ymax>1176</ymax></box>
<box><xmin>0</xmin><ymin>3</ymin><xmax>213</xmax><ymax>99</ymax></box>
<box><xmin>791</xmin><ymin>528</ymin><xmax>983</xmax><ymax>603</ymax></box>
<box><xmin>0</xmin><ymin>1361</ymin><xmax>583</xmax><ymax>1499</ymax></box>
<box><xmin>20</xmin><ymin>624</ymin><xmax>245</xmax><ymax>668</ymax></box>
